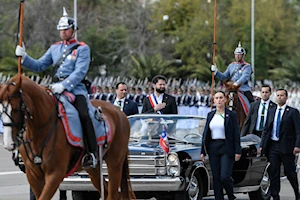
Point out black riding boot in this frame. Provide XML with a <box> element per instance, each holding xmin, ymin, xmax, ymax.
<box><xmin>73</xmin><ymin>95</ymin><xmax>98</xmax><ymax>169</ymax></box>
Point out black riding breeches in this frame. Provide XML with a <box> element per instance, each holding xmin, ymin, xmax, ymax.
<box><xmin>243</xmin><ymin>91</ymin><xmax>254</xmax><ymax>103</ymax></box>
<box><xmin>73</xmin><ymin>95</ymin><xmax>97</xmax><ymax>153</ymax></box>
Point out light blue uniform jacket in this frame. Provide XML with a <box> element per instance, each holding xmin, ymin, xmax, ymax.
<box><xmin>22</xmin><ymin>38</ymin><xmax>90</xmax><ymax>97</ymax></box>
<box><xmin>215</xmin><ymin>61</ymin><xmax>252</xmax><ymax>92</ymax></box>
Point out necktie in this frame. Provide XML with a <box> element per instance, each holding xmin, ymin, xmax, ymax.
<box><xmin>275</xmin><ymin>108</ymin><xmax>282</xmax><ymax>138</ymax></box>
<box><xmin>117</xmin><ymin>100</ymin><xmax>122</xmax><ymax>109</ymax></box>
<box><xmin>259</xmin><ymin>103</ymin><xmax>266</xmax><ymax>130</ymax></box>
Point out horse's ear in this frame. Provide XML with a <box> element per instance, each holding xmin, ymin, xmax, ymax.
<box><xmin>10</xmin><ymin>75</ymin><xmax>22</xmax><ymax>94</ymax></box>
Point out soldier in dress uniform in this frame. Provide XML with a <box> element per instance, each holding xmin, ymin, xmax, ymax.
<box><xmin>211</xmin><ymin>41</ymin><xmax>254</xmax><ymax>103</ymax></box>
<box><xmin>127</xmin><ymin>86</ymin><xmax>135</xmax><ymax>100</ymax></box>
<box><xmin>15</xmin><ymin>7</ymin><xmax>98</xmax><ymax>168</ymax></box>
<box><xmin>107</xmin><ymin>86</ymin><xmax>116</xmax><ymax>103</ymax></box>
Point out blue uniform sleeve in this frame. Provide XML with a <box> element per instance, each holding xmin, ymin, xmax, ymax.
<box><xmin>215</xmin><ymin>64</ymin><xmax>231</xmax><ymax>80</ymax></box>
<box><xmin>22</xmin><ymin>48</ymin><xmax>53</xmax><ymax>72</ymax></box>
<box><xmin>61</xmin><ymin>45</ymin><xmax>90</xmax><ymax>91</ymax></box>
<box><xmin>235</xmin><ymin>64</ymin><xmax>252</xmax><ymax>85</ymax></box>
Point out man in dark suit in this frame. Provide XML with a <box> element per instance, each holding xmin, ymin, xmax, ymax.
<box><xmin>114</xmin><ymin>82</ymin><xmax>138</xmax><ymax>116</ymax></box>
<box><xmin>260</xmin><ymin>89</ymin><xmax>300</xmax><ymax>200</ymax></box>
<box><xmin>241</xmin><ymin>85</ymin><xmax>276</xmax><ymax>137</ymax></box>
<box><xmin>142</xmin><ymin>75</ymin><xmax>177</xmax><ymax>114</ymax></box>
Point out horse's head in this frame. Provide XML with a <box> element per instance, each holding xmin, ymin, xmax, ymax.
<box><xmin>225</xmin><ymin>89</ymin><xmax>239</xmax><ymax>111</ymax></box>
<box><xmin>0</xmin><ymin>75</ymin><xmax>28</xmax><ymax>151</ymax></box>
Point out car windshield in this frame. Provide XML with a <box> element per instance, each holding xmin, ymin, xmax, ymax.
<box><xmin>128</xmin><ymin>115</ymin><xmax>205</xmax><ymax>144</ymax></box>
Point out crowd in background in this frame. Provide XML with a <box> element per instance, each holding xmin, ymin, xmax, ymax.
<box><xmin>87</xmin><ymin>76</ymin><xmax>300</xmax><ymax>116</ymax></box>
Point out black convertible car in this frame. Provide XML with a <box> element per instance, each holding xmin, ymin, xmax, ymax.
<box><xmin>59</xmin><ymin>114</ymin><xmax>283</xmax><ymax>200</ymax></box>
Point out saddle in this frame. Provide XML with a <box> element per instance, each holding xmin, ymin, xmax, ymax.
<box><xmin>55</xmin><ymin>92</ymin><xmax>112</xmax><ymax>148</ymax></box>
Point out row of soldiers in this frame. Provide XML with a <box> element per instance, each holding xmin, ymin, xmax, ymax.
<box><xmin>90</xmin><ymin>85</ymin><xmax>212</xmax><ymax>108</ymax></box>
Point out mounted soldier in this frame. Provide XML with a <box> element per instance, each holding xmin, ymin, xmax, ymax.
<box><xmin>211</xmin><ymin>41</ymin><xmax>254</xmax><ymax>103</ymax></box>
<box><xmin>15</xmin><ymin>7</ymin><xmax>98</xmax><ymax>169</ymax></box>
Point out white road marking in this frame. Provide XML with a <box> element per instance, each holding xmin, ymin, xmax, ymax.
<box><xmin>0</xmin><ymin>171</ymin><xmax>23</xmax><ymax>176</ymax></box>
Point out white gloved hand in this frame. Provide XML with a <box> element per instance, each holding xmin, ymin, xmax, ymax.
<box><xmin>211</xmin><ymin>64</ymin><xmax>217</xmax><ymax>72</ymax></box>
<box><xmin>51</xmin><ymin>83</ymin><xmax>65</xmax><ymax>94</ymax></box>
<box><xmin>15</xmin><ymin>45</ymin><xmax>26</xmax><ymax>57</ymax></box>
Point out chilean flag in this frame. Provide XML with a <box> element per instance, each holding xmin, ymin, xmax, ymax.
<box><xmin>160</xmin><ymin>125</ymin><xmax>170</xmax><ymax>154</ymax></box>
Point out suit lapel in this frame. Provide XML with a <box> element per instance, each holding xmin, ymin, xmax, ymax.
<box><xmin>280</xmin><ymin>106</ymin><xmax>290</xmax><ymax>125</ymax></box>
<box><xmin>225</xmin><ymin>109</ymin><xmax>230</xmax><ymax>128</ymax></box>
<box><xmin>254</xmin><ymin>101</ymin><xmax>260</xmax><ymax>117</ymax></box>
<box><xmin>123</xmin><ymin>99</ymin><xmax>129</xmax><ymax>111</ymax></box>
<box><xmin>207</xmin><ymin>110</ymin><xmax>216</xmax><ymax>123</ymax></box>
<box><xmin>162</xmin><ymin>94</ymin><xmax>168</xmax><ymax>103</ymax></box>
<box><xmin>267</xmin><ymin>105</ymin><xmax>277</xmax><ymax>127</ymax></box>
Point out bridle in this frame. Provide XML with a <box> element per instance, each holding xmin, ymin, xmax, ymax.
<box><xmin>0</xmin><ymin>81</ymin><xmax>59</xmax><ymax>166</ymax></box>
<box><xmin>226</xmin><ymin>90</ymin><xmax>237</xmax><ymax>111</ymax></box>
<box><xmin>0</xmin><ymin>82</ymin><xmax>31</xmax><ymax>144</ymax></box>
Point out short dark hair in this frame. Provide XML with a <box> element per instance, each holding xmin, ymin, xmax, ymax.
<box><xmin>261</xmin><ymin>85</ymin><xmax>271</xmax><ymax>92</ymax></box>
<box><xmin>277</xmin><ymin>88</ymin><xmax>288</xmax><ymax>97</ymax></box>
<box><xmin>116</xmin><ymin>82</ymin><xmax>127</xmax><ymax>89</ymax></box>
<box><xmin>152</xmin><ymin>75</ymin><xmax>167</xmax><ymax>84</ymax></box>
<box><xmin>214</xmin><ymin>90</ymin><xmax>225</xmax><ymax>96</ymax></box>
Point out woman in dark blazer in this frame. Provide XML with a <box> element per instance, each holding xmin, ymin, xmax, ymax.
<box><xmin>200</xmin><ymin>91</ymin><xmax>241</xmax><ymax>200</ymax></box>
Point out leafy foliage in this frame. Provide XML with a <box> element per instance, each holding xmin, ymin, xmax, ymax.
<box><xmin>0</xmin><ymin>0</ymin><xmax>300</xmax><ymax>83</ymax></box>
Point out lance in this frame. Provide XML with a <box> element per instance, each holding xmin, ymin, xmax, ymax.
<box><xmin>17</xmin><ymin>0</ymin><xmax>25</xmax><ymax>75</ymax></box>
<box><xmin>211</xmin><ymin>0</ymin><xmax>217</xmax><ymax>109</ymax></box>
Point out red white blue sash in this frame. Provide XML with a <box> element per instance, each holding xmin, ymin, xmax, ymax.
<box><xmin>148</xmin><ymin>94</ymin><xmax>163</xmax><ymax>114</ymax></box>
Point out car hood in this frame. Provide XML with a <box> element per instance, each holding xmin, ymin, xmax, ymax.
<box><xmin>128</xmin><ymin>141</ymin><xmax>201</xmax><ymax>156</ymax></box>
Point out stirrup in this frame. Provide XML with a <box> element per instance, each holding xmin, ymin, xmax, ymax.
<box><xmin>81</xmin><ymin>152</ymin><xmax>98</xmax><ymax>169</ymax></box>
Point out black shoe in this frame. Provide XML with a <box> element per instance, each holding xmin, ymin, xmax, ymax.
<box><xmin>82</xmin><ymin>153</ymin><xmax>98</xmax><ymax>169</ymax></box>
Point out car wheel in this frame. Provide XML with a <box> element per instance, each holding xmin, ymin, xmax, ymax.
<box><xmin>260</xmin><ymin>170</ymin><xmax>271</xmax><ymax>200</ymax></box>
<box><xmin>72</xmin><ymin>191</ymin><xmax>100</xmax><ymax>200</ymax></box>
<box><xmin>248</xmin><ymin>189</ymin><xmax>264</xmax><ymax>200</ymax></box>
<box><xmin>249</xmin><ymin>170</ymin><xmax>271</xmax><ymax>200</ymax></box>
<box><xmin>72</xmin><ymin>191</ymin><xmax>83</xmax><ymax>200</ymax></box>
<box><xmin>174</xmin><ymin>173</ymin><xmax>204</xmax><ymax>200</ymax></box>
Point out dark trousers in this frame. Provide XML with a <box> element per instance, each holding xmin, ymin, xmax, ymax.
<box><xmin>30</xmin><ymin>188</ymin><xmax>36</xmax><ymax>200</ymax></box>
<box><xmin>208</xmin><ymin>140</ymin><xmax>236</xmax><ymax>200</ymax></box>
<box><xmin>243</xmin><ymin>90</ymin><xmax>254</xmax><ymax>103</ymax></box>
<box><xmin>73</xmin><ymin>95</ymin><xmax>97</xmax><ymax>153</ymax></box>
<box><xmin>268</xmin><ymin>141</ymin><xmax>299</xmax><ymax>200</ymax></box>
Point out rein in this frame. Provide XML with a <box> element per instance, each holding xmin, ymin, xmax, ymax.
<box><xmin>226</xmin><ymin>91</ymin><xmax>237</xmax><ymax>111</ymax></box>
<box><xmin>1</xmin><ymin>81</ymin><xmax>60</xmax><ymax>166</ymax></box>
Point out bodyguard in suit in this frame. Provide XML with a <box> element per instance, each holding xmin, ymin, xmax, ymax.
<box><xmin>260</xmin><ymin>89</ymin><xmax>300</xmax><ymax>200</ymax></box>
<box><xmin>142</xmin><ymin>75</ymin><xmax>177</xmax><ymax>114</ymax></box>
<box><xmin>241</xmin><ymin>85</ymin><xmax>276</xmax><ymax>137</ymax></box>
<box><xmin>114</xmin><ymin>82</ymin><xmax>138</xmax><ymax>116</ymax></box>
<box><xmin>201</xmin><ymin>91</ymin><xmax>241</xmax><ymax>200</ymax></box>
<box><xmin>15</xmin><ymin>8</ymin><xmax>97</xmax><ymax>168</ymax></box>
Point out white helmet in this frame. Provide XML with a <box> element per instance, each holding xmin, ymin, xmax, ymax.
<box><xmin>57</xmin><ymin>7</ymin><xmax>77</xmax><ymax>30</ymax></box>
<box><xmin>234</xmin><ymin>41</ymin><xmax>246</xmax><ymax>55</ymax></box>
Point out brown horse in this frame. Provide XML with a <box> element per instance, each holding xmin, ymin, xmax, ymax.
<box><xmin>0</xmin><ymin>75</ymin><xmax>135</xmax><ymax>200</ymax></box>
<box><xmin>224</xmin><ymin>81</ymin><xmax>247</xmax><ymax>131</ymax></box>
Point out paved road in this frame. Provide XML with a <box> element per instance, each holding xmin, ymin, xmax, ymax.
<box><xmin>0</xmin><ymin>134</ymin><xmax>296</xmax><ymax>200</ymax></box>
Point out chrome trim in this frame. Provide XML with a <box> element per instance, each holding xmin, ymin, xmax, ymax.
<box><xmin>59</xmin><ymin>177</ymin><xmax>185</xmax><ymax>192</ymax></box>
<box><xmin>187</xmin><ymin>161</ymin><xmax>210</xmax><ymax>192</ymax></box>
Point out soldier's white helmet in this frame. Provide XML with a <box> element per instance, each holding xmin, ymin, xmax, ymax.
<box><xmin>234</xmin><ymin>41</ymin><xmax>246</xmax><ymax>55</ymax></box>
<box><xmin>57</xmin><ymin>7</ymin><xmax>77</xmax><ymax>30</ymax></box>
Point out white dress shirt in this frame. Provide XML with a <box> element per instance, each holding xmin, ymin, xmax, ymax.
<box><xmin>209</xmin><ymin>114</ymin><xmax>226</xmax><ymax>139</ymax></box>
<box><xmin>114</xmin><ymin>98</ymin><xmax>125</xmax><ymax>111</ymax></box>
<box><xmin>256</xmin><ymin>99</ymin><xmax>271</xmax><ymax>131</ymax></box>
<box><xmin>271</xmin><ymin>104</ymin><xmax>286</xmax><ymax>141</ymax></box>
